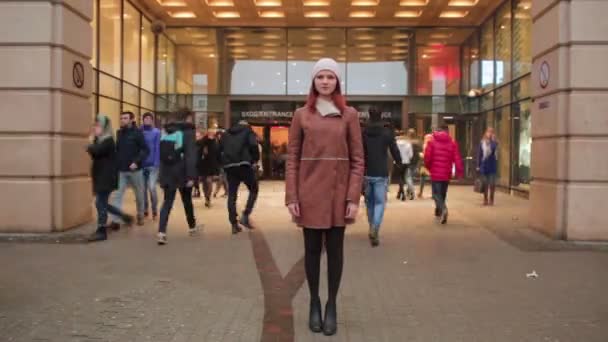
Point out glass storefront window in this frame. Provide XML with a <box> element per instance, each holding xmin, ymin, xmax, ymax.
<box><xmin>416</xmin><ymin>45</ymin><xmax>461</xmax><ymax>95</ymax></box>
<box><xmin>495</xmin><ymin>85</ymin><xmax>511</xmax><ymax>108</ymax></box>
<box><xmin>122</xmin><ymin>103</ymin><xmax>139</xmax><ymax>119</ymax></box>
<box><xmin>157</xmin><ymin>35</ymin><xmax>168</xmax><ymax>94</ymax></box>
<box><xmin>99</xmin><ymin>0</ymin><xmax>121</xmax><ymax>78</ymax></box>
<box><xmin>167</xmin><ymin>40</ymin><xmax>176</xmax><ymax>94</ymax></box>
<box><xmin>288</xmin><ymin>28</ymin><xmax>344</xmax><ymax>95</ymax></box>
<box><xmin>480</xmin><ymin>18</ymin><xmax>494</xmax><ymax>89</ymax></box>
<box><xmin>229</xmin><ymin>28</ymin><xmax>287</xmax><ymax>95</ymax></box>
<box><xmin>123</xmin><ymin>1</ymin><xmax>140</xmax><ymax>86</ymax></box>
<box><xmin>92</xmin><ymin>1</ymin><xmax>97</xmax><ymax>68</ymax></box>
<box><xmin>513</xmin><ymin>0</ymin><xmax>532</xmax><ymax>78</ymax></box>
<box><xmin>495</xmin><ymin>0</ymin><xmax>512</xmax><ymax>85</ymax></box>
<box><xmin>141</xmin><ymin>90</ymin><xmax>154</xmax><ymax>111</ymax></box>
<box><xmin>141</xmin><ymin>17</ymin><xmax>155</xmax><ymax>92</ymax></box>
<box><xmin>512</xmin><ymin>75</ymin><xmax>531</xmax><ymax>101</ymax></box>
<box><xmin>99</xmin><ymin>73</ymin><xmax>120</xmax><ymax>99</ymax></box>
<box><xmin>99</xmin><ymin>97</ymin><xmax>121</xmax><ymax>127</ymax></box>
<box><xmin>511</xmin><ymin>100</ymin><xmax>531</xmax><ymax>188</ymax></box>
<box><xmin>123</xmin><ymin>82</ymin><xmax>139</xmax><ymax>106</ymax></box>
<box><xmin>346</xmin><ymin>28</ymin><xmax>409</xmax><ymax>95</ymax></box>
<box><xmin>495</xmin><ymin>106</ymin><xmax>511</xmax><ymax>187</ymax></box>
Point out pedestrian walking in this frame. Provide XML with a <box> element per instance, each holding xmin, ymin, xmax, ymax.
<box><xmin>141</xmin><ymin>112</ymin><xmax>161</xmax><ymax>221</ymax></box>
<box><xmin>198</xmin><ymin>129</ymin><xmax>221</xmax><ymax>208</ymax></box>
<box><xmin>417</xmin><ymin>133</ymin><xmax>433</xmax><ymax>198</ymax></box>
<box><xmin>286</xmin><ymin>58</ymin><xmax>364</xmax><ymax>336</ymax></box>
<box><xmin>156</xmin><ymin>108</ymin><xmax>198</xmax><ymax>245</ymax></box>
<box><xmin>396</xmin><ymin>132</ymin><xmax>413</xmax><ymax>201</ymax></box>
<box><xmin>87</xmin><ymin>115</ymin><xmax>133</xmax><ymax>242</ymax></box>
<box><xmin>424</xmin><ymin>125</ymin><xmax>464</xmax><ymax>224</ymax></box>
<box><xmin>108</xmin><ymin>111</ymin><xmax>149</xmax><ymax>230</ymax></box>
<box><xmin>477</xmin><ymin>127</ymin><xmax>498</xmax><ymax>206</ymax></box>
<box><xmin>219</xmin><ymin>120</ymin><xmax>260</xmax><ymax>234</ymax></box>
<box><xmin>362</xmin><ymin>107</ymin><xmax>402</xmax><ymax>247</ymax></box>
<box><xmin>213</xmin><ymin>130</ymin><xmax>228</xmax><ymax>198</ymax></box>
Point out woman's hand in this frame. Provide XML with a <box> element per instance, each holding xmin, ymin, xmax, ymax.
<box><xmin>345</xmin><ymin>202</ymin><xmax>359</xmax><ymax>219</ymax></box>
<box><xmin>287</xmin><ymin>203</ymin><xmax>300</xmax><ymax>218</ymax></box>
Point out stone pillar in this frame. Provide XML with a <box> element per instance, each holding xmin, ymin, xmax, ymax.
<box><xmin>0</xmin><ymin>1</ymin><xmax>93</xmax><ymax>232</ymax></box>
<box><xmin>530</xmin><ymin>0</ymin><xmax>608</xmax><ymax>240</ymax></box>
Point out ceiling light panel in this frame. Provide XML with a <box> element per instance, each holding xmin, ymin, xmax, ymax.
<box><xmin>303</xmin><ymin>0</ymin><xmax>330</xmax><ymax>5</ymax></box>
<box><xmin>255</xmin><ymin>0</ymin><xmax>282</xmax><ymax>6</ymax></box>
<box><xmin>213</xmin><ymin>11</ymin><xmax>240</xmax><ymax>18</ymax></box>
<box><xmin>439</xmin><ymin>10</ymin><xmax>469</xmax><ymax>18</ymax></box>
<box><xmin>168</xmin><ymin>11</ymin><xmax>196</xmax><ymax>18</ymax></box>
<box><xmin>206</xmin><ymin>0</ymin><xmax>234</xmax><ymax>6</ymax></box>
<box><xmin>351</xmin><ymin>0</ymin><xmax>379</xmax><ymax>5</ymax></box>
<box><xmin>395</xmin><ymin>10</ymin><xmax>422</xmax><ymax>18</ymax></box>
<box><xmin>448</xmin><ymin>0</ymin><xmax>479</xmax><ymax>6</ymax></box>
<box><xmin>350</xmin><ymin>11</ymin><xmax>375</xmax><ymax>18</ymax></box>
<box><xmin>157</xmin><ymin>0</ymin><xmax>186</xmax><ymax>6</ymax></box>
<box><xmin>399</xmin><ymin>0</ymin><xmax>428</xmax><ymax>5</ymax></box>
<box><xmin>259</xmin><ymin>10</ymin><xmax>285</xmax><ymax>18</ymax></box>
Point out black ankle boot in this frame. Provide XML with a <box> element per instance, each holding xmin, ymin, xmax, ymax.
<box><xmin>309</xmin><ymin>297</ymin><xmax>322</xmax><ymax>333</ymax></box>
<box><xmin>88</xmin><ymin>227</ymin><xmax>107</xmax><ymax>242</ymax></box>
<box><xmin>323</xmin><ymin>301</ymin><xmax>337</xmax><ymax>336</ymax></box>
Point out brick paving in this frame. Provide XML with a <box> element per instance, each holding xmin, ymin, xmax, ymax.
<box><xmin>1</xmin><ymin>182</ymin><xmax>608</xmax><ymax>342</ymax></box>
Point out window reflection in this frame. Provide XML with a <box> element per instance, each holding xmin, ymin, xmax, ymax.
<box><xmin>495</xmin><ymin>0</ymin><xmax>511</xmax><ymax>85</ymax></box>
<box><xmin>480</xmin><ymin>18</ymin><xmax>494</xmax><ymax>89</ymax></box>
<box><xmin>99</xmin><ymin>0</ymin><xmax>121</xmax><ymax>77</ymax></box>
<box><xmin>123</xmin><ymin>2</ymin><xmax>140</xmax><ymax>86</ymax></box>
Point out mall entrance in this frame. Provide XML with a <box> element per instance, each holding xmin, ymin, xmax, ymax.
<box><xmin>231</xmin><ymin>99</ymin><xmax>405</xmax><ymax>180</ymax></box>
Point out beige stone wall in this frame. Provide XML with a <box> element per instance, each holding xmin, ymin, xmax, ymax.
<box><xmin>530</xmin><ymin>0</ymin><xmax>608</xmax><ymax>240</ymax></box>
<box><xmin>0</xmin><ymin>0</ymin><xmax>93</xmax><ymax>232</ymax></box>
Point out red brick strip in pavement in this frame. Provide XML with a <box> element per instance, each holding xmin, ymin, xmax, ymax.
<box><xmin>249</xmin><ymin>228</ymin><xmax>306</xmax><ymax>342</ymax></box>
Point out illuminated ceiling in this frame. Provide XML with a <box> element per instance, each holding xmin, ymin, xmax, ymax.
<box><xmin>137</xmin><ymin>0</ymin><xmax>510</xmax><ymax>27</ymax></box>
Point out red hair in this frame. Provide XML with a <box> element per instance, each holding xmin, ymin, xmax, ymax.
<box><xmin>305</xmin><ymin>78</ymin><xmax>347</xmax><ymax>113</ymax></box>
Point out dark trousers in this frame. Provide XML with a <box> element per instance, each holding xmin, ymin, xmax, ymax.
<box><xmin>303</xmin><ymin>227</ymin><xmax>345</xmax><ymax>303</ymax></box>
<box><xmin>201</xmin><ymin>176</ymin><xmax>214</xmax><ymax>202</ymax></box>
<box><xmin>226</xmin><ymin>166</ymin><xmax>259</xmax><ymax>225</ymax></box>
<box><xmin>158</xmin><ymin>186</ymin><xmax>196</xmax><ymax>233</ymax></box>
<box><xmin>95</xmin><ymin>191</ymin><xmax>127</xmax><ymax>228</ymax></box>
<box><xmin>431</xmin><ymin>181</ymin><xmax>449</xmax><ymax>215</ymax></box>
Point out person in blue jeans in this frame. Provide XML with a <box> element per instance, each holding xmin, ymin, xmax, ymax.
<box><xmin>141</xmin><ymin>112</ymin><xmax>161</xmax><ymax>220</ymax></box>
<box><xmin>362</xmin><ymin>108</ymin><xmax>402</xmax><ymax>247</ymax></box>
<box><xmin>86</xmin><ymin>115</ymin><xmax>133</xmax><ymax>242</ymax></box>
<box><xmin>108</xmin><ymin>111</ymin><xmax>149</xmax><ymax>229</ymax></box>
<box><xmin>477</xmin><ymin>127</ymin><xmax>498</xmax><ymax>206</ymax></box>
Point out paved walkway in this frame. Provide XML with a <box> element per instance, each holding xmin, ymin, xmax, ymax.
<box><xmin>1</xmin><ymin>182</ymin><xmax>608</xmax><ymax>342</ymax></box>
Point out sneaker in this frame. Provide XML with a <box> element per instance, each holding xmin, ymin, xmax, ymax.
<box><xmin>157</xmin><ymin>232</ymin><xmax>167</xmax><ymax>245</ymax></box>
<box><xmin>440</xmin><ymin>207</ymin><xmax>448</xmax><ymax>225</ymax></box>
<box><xmin>205</xmin><ymin>200</ymin><xmax>211</xmax><ymax>208</ymax></box>
<box><xmin>368</xmin><ymin>225</ymin><xmax>374</xmax><ymax>240</ymax></box>
<box><xmin>189</xmin><ymin>226</ymin><xmax>199</xmax><ymax>236</ymax></box>
<box><xmin>123</xmin><ymin>215</ymin><xmax>134</xmax><ymax>227</ymax></box>
<box><xmin>239</xmin><ymin>214</ymin><xmax>254</xmax><ymax>230</ymax></box>
<box><xmin>136</xmin><ymin>215</ymin><xmax>144</xmax><ymax>226</ymax></box>
<box><xmin>231</xmin><ymin>224</ymin><xmax>242</xmax><ymax>235</ymax></box>
<box><xmin>370</xmin><ymin>228</ymin><xmax>379</xmax><ymax>247</ymax></box>
<box><xmin>408</xmin><ymin>192</ymin><xmax>415</xmax><ymax>200</ymax></box>
<box><xmin>144</xmin><ymin>212</ymin><xmax>149</xmax><ymax>218</ymax></box>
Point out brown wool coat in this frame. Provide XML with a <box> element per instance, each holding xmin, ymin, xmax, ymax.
<box><xmin>285</xmin><ymin>105</ymin><xmax>365</xmax><ymax>229</ymax></box>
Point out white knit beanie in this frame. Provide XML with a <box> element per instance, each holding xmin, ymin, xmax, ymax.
<box><xmin>311</xmin><ymin>58</ymin><xmax>341</xmax><ymax>82</ymax></box>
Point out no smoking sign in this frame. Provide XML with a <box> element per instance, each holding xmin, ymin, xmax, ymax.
<box><xmin>539</xmin><ymin>61</ymin><xmax>550</xmax><ymax>89</ymax></box>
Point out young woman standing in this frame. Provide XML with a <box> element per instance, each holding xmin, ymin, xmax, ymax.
<box><xmin>285</xmin><ymin>58</ymin><xmax>364</xmax><ymax>336</ymax></box>
<box><xmin>87</xmin><ymin>115</ymin><xmax>133</xmax><ymax>242</ymax></box>
<box><xmin>477</xmin><ymin>127</ymin><xmax>498</xmax><ymax>205</ymax></box>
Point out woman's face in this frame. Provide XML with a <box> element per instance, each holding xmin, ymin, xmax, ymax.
<box><xmin>314</xmin><ymin>70</ymin><xmax>338</xmax><ymax>96</ymax></box>
<box><xmin>485</xmin><ymin>128</ymin><xmax>495</xmax><ymax>140</ymax></box>
<box><xmin>93</xmin><ymin>122</ymin><xmax>103</xmax><ymax>136</ymax></box>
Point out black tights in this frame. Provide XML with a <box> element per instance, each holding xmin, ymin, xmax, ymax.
<box><xmin>303</xmin><ymin>227</ymin><xmax>345</xmax><ymax>303</ymax></box>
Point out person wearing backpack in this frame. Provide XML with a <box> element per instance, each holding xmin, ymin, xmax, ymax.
<box><xmin>156</xmin><ymin>108</ymin><xmax>198</xmax><ymax>245</ymax></box>
<box><xmin>218</xmin><ymin>120</ymin><xmax>260</xmax><ymax>234</ymax></box>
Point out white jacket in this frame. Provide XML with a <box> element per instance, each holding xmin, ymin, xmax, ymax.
<box><xmin>396</xmin><ymin>138</ymin><xmax>413</xmax><ymax>164</ymax></box>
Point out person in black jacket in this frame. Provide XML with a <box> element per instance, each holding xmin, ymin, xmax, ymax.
<box><xmin>362</xmin><ymin>108</ymin><xmax>402</xmax><ymax>247</ymax></box>
<box><xmin>108</xmin><ymin>111</ymin><xmax>149</xmax><ymax>229</ymax></box>
<box><xmin>157</xmin><ymin>108</ymin><xmax>198</xmax><ymax>245</ymax></box>
<box><xmin>219</xmin><ymin>120</ymin><xmax>260</xmax><ymax>234</ymax></box>
<box><xmin>87</xmin><ymin>115</ymin><xmax>133</xmax><ymax>242</ymax></box>
<box><xmin>198</xmin><ymin>129</ymin><xmax>221</xmax><ymax>208</ymax></box>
